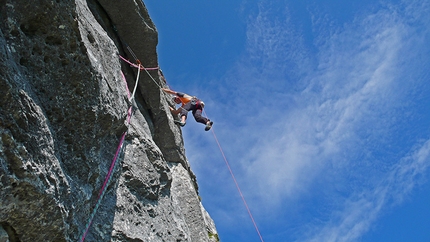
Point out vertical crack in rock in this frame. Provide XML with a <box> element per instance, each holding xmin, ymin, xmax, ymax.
<box><xmin>0</xmin><ymin>0</ymin><xmax>219</xmax><ymax>241</ymax></box>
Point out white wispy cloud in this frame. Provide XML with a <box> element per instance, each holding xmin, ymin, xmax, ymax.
<box><xmin>203</xmin><ymin>0</ymin><xmax>429</xmax><ymax>238</ymax></box>
<box><xmin>240</xmin><ymin>0</ymin><xmax>409</xmax><ymax>204</ymax></box>
<box><xmin>184</xmin><ymin>0</ymin><xmax>430</xmax><ymax>240</ymax></box>
<box><xmin>302</xmin><ymin>139</ymin><xmax>430</xmax><ymax>242</ymax></box>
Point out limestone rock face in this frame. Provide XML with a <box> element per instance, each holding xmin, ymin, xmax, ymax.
<box><xmin>0</xmin><ymin>0</ymin><xmax>218</xmax><ymax>241</ymax></box>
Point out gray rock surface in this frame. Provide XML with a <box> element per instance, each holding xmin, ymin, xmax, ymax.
<box><xmin>0</xmin><ymin>0</ymin><xmax>218</xmax><ymax>241</ymax></box>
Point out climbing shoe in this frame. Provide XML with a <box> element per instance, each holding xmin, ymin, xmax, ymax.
<box><xmin>205</xmin><ymin>121</ymin><xmax>213</xmax><ymax>131</ymax></box>
<box><xmin>174</xmin><ymin>120</ymin><xmax>186</xmax><ymax>127</ymax></box>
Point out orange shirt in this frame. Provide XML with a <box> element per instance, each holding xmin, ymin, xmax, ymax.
<box><xmin>178</xmin><ymin>96</ymin><xmax>192</xmax><ymax>104</ymax></box>
<box><xmin>176</xmin><ymin>92</ymin><xmax>194</xmax><ymax>105</ymax></box>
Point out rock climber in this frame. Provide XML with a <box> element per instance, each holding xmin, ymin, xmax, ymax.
<box><xmin>162</xmin><ymin>88</ymin><xmax>213</xmax><ymax>131</ymax></box>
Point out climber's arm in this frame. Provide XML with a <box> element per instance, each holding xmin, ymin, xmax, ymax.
<box><xmin>169</xmin><ymin>106</ymin><xmax>181</xmax><ymax>115</ymax></box>
<box><xmin>162</xmin><ymin>88</ymin><xmax>177</xmax><ymax>95</ymax></box>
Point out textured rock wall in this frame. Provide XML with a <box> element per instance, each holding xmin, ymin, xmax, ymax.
<box><xmin>0</xmin><ymin>0</ymin><xmax>217</xmax><ymax>241</ymax></box>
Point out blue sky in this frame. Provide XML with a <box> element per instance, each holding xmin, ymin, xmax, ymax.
<box><xmin>144</xmin><ymin>1</ymin><xmax>430</xmax><ymax>241</ymax></box>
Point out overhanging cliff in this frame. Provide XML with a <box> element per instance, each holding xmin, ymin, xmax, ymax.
<box><xmin>0</xmin><ymin>0</ymin><xmax>218</xmax><ymax>241</ymax></box>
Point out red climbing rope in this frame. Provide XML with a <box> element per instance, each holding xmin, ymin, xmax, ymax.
<box><xmin>205</xmin><ymin>111</ymin><xmax>264</xmax><ymax>242</ymax></box>
<box><xmin>118</xmin><ymin>55</ymin><xmax>170</xmax><ymax>90</ymax></box>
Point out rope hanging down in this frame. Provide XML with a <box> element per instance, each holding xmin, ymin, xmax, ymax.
<box><xmin>123</xmin><ymin>52</ymin><xmax>264</xmax><ymax>241</ymax></box>
<box><xmin>204</xmin><ymin>110</ymin><xmax>265</xmax><ymax>242</ymax></box>
<box><xmin>80</xmin><ymin>42</ymin><xmax>263</xmax><ymax>241</ymax></box>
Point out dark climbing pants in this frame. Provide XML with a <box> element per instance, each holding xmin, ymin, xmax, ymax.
<box><xmin>180</xmin><ymin>102</ymin><xmax>209</xmax><ymax>124</ymax></box>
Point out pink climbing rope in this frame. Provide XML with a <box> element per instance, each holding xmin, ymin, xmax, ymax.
<box><xmin>96</xmin><ymin>132</ymin><xmax>126</xmax><ymax>200</ymax></box>
<box><xmin>119</xmin><ymin>55</ymin><xmax>169</xmax><ymax>90</ymax></box>
<box><xmin>81</xmin><ymin>53</ymin><xmax>262</xmax><ymax>241</ymax></box>
<box><xmin>79</xmin><ymin>130</ymin><xmax>127</xmax><ymax>241</ymax></box>
<box><xmin>119</xmin><ymin>55</ymin><xmax>159</xmax><ymax>70</ymax></box>
<box><xmin>79</xmin><ymin>71</ymin><xmax>132</xmax><ymax>242</ymax></box>
<box><xmin>81</xmin><ymin>53</ymin><xmax>162</xmax><ymax>241</ymax></box>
